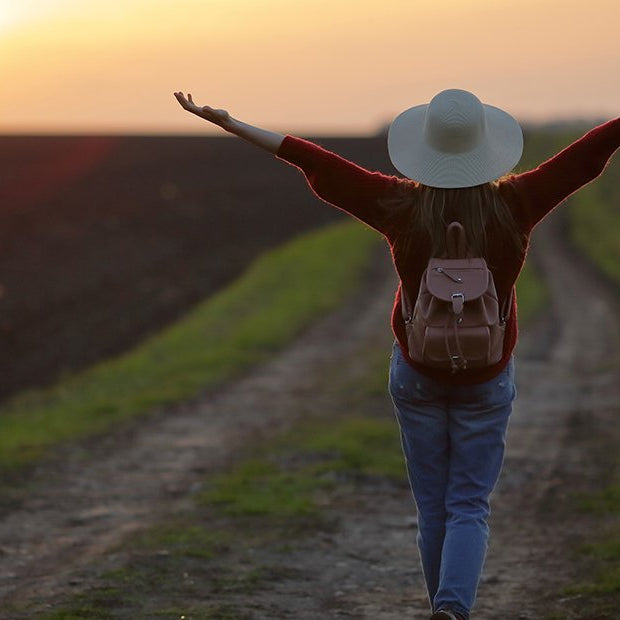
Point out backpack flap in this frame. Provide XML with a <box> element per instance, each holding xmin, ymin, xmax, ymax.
<box><xmin>425</xmin><ymin>257</ymin><xmax>490</xmax><ymax>308</ymax></box>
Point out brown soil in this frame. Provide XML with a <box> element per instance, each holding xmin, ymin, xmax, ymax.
<box><xmin>0</xmin><ymin>135</ymin><xmax>389</xmax><ymax>401</ymax></box>
<box><xmin>0</xmin><ymin>209</ymin><xmax>618</xmax><ymax>619</ymax></box>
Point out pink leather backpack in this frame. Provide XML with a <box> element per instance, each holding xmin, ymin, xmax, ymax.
<box><xmin>401</xmin><ymin>222</ymin><xmax>510</xmax><ymax>373</ymax></box>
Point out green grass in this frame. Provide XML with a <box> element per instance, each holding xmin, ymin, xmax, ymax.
<box><xmin>516</xmin><ymin>260</ymin><xmax>549</xmax><ymax>324</ymax></box>
<box><xmin>294</xmin><ymin>416</ymin><xmax>405</xmax><ymax>479</ymax></box>
<box><xmin>564</xmin><ymin>557</ymin><xmax>620</xmax><ymax>597</ymax></box>
<box><xmin>202</xmin><ymin>458</ymin><xmax>329</xmax><ymax>517</ymax></box>
<box><xmin>199</xmin><ymin>415</ymin><xmax>404</xmax><ymax>519</ymax></box>
<box><xmin>0</xmin><ymin>220</ymin><xmax>379</xmax><ymax>471</ymax></box>
<box><xmin>568</xmin><ymin>157</ymin><xmax>620</xmax><ymax>285</ymax></box>
<box><xmin>131</xmin><ymin>521</ymin><xmax>230</xmax><ymax>559</ymax></box>
<box><xmin>562</xmin><ymin>459</ymin><xmax>620</xmax><ymax>618</ymax></box>
<box><xmin>566</xmin><ymin>479</ymin><xmax>620</xmax><ymax>599</ymax></box>
<box><xmin>569</xmin><ymin>532</ymin><xmax>620</xmax><ymax>597</ymax></box>
<box><xmin>575</xmin><ymin>484</ymin><xmax>620</xmax><ymax>516</ymax></box>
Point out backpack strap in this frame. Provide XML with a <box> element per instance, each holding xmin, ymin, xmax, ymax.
<box><xmin>400</xmin><ymin>281</ymin><xmax>412</xmax><ymax>322</ymax></box>
<box><xmin>500</xmin><ymin>286</ymin><xmax>515</xmax><ymax>323</ymax></box>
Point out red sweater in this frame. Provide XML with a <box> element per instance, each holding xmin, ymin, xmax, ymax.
<box><xmin>276</xmin><ymin>118</ymin><xmax>620</xmax><ymax>384</ymax></box>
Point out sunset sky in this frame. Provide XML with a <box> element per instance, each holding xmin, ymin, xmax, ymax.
<box><xmin>1</xmin><ymin>0</ymin><xmax>618</xmax><ymax>135</ymax></box>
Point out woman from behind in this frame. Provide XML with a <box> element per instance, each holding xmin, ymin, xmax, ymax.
<box><xmin>174</xmin><ymin>87</ymin><xmax>620</xmax><ymax>619</ymax></box>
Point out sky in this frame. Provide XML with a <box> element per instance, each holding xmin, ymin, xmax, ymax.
<box><xmin>0</xmin><ymin>0</ymin><xmax>618</xmax><ymax>135</ymax></box>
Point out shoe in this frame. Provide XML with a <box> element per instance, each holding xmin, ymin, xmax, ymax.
<box><xmin>430</xmin><ymin>611</ymin><xmax>464</xmax><ymax>620</ymax></box>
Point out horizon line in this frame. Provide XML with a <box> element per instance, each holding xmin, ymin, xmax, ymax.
<box><xmin>0</xmin><ymin>115</ymin><xmax>611</xmax><ymax>140</ymax></box>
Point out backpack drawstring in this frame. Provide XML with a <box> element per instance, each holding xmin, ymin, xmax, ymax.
<box><xmin>444</xmin><ymin>312</ymin><xmax>467</xmax><ymax>373</ymax></box>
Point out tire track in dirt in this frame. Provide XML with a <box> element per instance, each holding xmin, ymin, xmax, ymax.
<box><xmin>0</xmin><ymin>244</ymin><xmax>398</xmax><ymax>614</ymax></box>
<box><xmin>1</xmin><ymin>212</ymin><xmax>619</xmax><ymax>618</ymax></box>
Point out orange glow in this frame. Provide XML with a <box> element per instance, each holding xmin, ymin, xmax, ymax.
<box><xmin>2</xmin><ymin>136</ymin><xmax>118</xmax><ymax>209</ymax></box>
<box><xmin>0</xmin><ymin>0</ymin><xmax>618</xmax><ymax>135</ymax></box>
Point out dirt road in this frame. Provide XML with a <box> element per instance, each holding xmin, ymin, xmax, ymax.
<box><xmin>0</xmin><ymin>212</ymin><xmax>618</xmax><ymax>619</ymax></box>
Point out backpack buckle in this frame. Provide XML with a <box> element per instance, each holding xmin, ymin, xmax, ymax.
<box><xmin>451</xmin><ymin>292</ymin><xmax>464</xmax><ymax>315</ymax></box>
<box><xmin>450</xmin><ymin>355</ymin><xmax>467</xmax><ymax>373</ymax></box>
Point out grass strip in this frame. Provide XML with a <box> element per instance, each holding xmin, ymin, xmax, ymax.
<box><xmin>568</xmin><ymin>157</ymin><xmax>620</xmax><ymax>286</ymax></box>
<box><xmin>565</xmin><ymin>479</ymin><xmax>620</xmax><ymax>605</ymax></box>
<box><xmin>516</xmin><ymin>260</ymin><xmax>549</xmax><ymax>325</ymax></box>
<box><xmin>0</xmin><ymin>220</ymin><xmax>378</xmax><ymax>471</ymax></box>
<box><xmin>198</xmin><ymin>417</ymin><xmax>405</xmax><ymax>518</ymax></box>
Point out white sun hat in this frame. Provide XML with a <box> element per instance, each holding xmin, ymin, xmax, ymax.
<box><xmin>387</xmin><ymin>89</ymin><xmax>523</xmax><ymax>188</ymax></box>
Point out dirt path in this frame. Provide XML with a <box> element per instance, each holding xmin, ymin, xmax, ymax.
<box><xmin>1</xmin><ymin>214</ymin><xmax>619</xmax><ymax>619</ymax></box>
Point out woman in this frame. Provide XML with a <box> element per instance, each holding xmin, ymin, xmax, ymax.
<box><xmin>174</xmin><ymin>89</ymin><xmax>619</xmax><ymax>620</ymax></box>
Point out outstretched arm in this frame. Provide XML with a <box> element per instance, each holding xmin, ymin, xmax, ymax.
<box><xmin>173</xmin><ymin>91</ymin><xmax>285</xmax><ymax>154</ymax></box>
<box><xmin>511</xmin><ymin>117</ymin><xmax>620</xmax><ymax>231</ymax></box>
<box><xmin>175</xmin><ymin>91</ymin><xmax>405</xmax><ymax>238</ymax></box>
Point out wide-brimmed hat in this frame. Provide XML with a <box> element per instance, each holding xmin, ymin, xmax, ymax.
<box><xmin>387</xmin><ymin>89</ymin><xmax>523</xmax><ymax>188</ymax></box>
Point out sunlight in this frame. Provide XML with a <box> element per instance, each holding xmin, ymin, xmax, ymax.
<box><xmin>0</xmin><ymin>3</ymin><xmax>20</xmax><ymax>32</ymax></box>
<box><xmin>0</xmin><ymin>0</ymin><xmax>82</xmax><ymax>32</ymax></box>
<box><xmin>0</xmin><ymin>0</ymin><xmax>618</xmax><ymax>133</ymax></box>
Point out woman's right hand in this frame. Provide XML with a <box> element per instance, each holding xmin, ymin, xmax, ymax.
<box><xmin>174</xmin><ymin>92</ymin><xmax>231</xmax><ymax>129</ymax></box>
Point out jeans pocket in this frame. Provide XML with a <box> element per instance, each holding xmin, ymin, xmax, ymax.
<box><xmin>456</xmin><ymin>359</ymin><xmax>516</xmax><ymax>408</ymax></box>
<box><xmin>389</xmin><ymin>351</ymin><xmax>436</xmax><ymax>405</ymax></box>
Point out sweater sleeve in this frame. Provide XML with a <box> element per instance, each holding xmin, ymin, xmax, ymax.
<box><xmin>511</xmin><ymin>117</ymin><xmax>620</xmax><ymax>231</ymax></box>
<box><xmin>276</xmin><ymin>135</ymin><xmax>407</xmax><ymax>238</ymax></box>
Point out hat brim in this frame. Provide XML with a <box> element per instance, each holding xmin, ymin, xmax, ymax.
<box><xmin>387</xmin><ymin>103</ymin><xmax>523</xmax><ymax>188</ymax></box>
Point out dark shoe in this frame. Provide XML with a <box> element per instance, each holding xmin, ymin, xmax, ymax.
<box><xmin>430</xmin><ymin>611</ymin><xmax>465</xmax><ymax>620</ymax></box>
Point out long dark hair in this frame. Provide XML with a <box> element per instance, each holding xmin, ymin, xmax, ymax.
<box><xmin>383</xmin><ymin>177</ymin><xmax>526</xmax><ymax>258</ymax></box>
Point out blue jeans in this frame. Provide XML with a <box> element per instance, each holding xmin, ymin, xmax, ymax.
<box><xmin>388</xmin><ymin>342</ymin><xmax>516</xmax><ymax>619</ymax></box>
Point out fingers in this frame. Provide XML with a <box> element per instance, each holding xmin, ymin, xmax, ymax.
<box><xmin>173</xmin><ymin>91</ymin><xmax>187</xmax><ymax>106</ymax></box>
<box><xmin>174</xmin><ymin>91</ymin><xmax>196</xmax><ymax>113</ymax></box>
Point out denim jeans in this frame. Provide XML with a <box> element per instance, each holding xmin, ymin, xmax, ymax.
<box><xmin>388</xmin><ymin>342</ymin><xmax>516</xmax><ymax>619</ymax></box>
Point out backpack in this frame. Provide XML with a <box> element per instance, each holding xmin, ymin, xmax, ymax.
<box><xmin>400</xmin><ymin>221</ymin><xmax>510</xmax><ymax>373</ymax></box>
